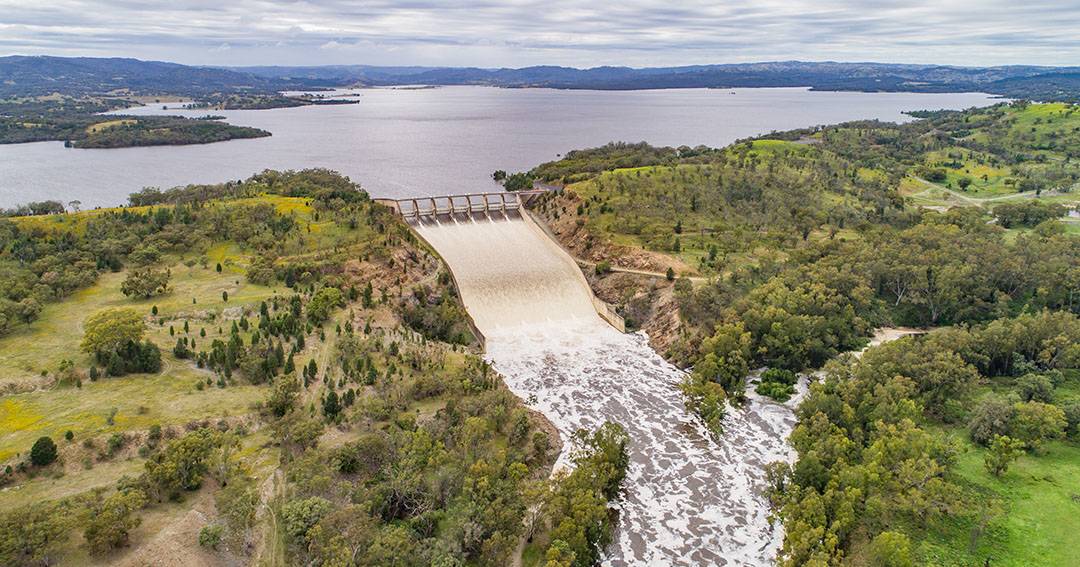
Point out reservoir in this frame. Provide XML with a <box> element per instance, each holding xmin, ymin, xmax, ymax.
<box><xmin>0</xmin><ymin>87</ymin><xmax>998</xmax><ymax>208</ymax></box>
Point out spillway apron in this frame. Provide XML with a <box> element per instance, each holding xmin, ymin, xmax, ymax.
<box><xmin>415</xmin><ymin>213</ymin><xmax>801</xmax><ymax>566</ymax></box>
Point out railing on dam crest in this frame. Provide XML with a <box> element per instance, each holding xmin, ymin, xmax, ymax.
<box><xmin>375</xmin><ymin>188</ymin><xmax>552</xmax><ymax>222</ymax></box>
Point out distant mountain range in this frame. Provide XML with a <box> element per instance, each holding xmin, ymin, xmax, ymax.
<box><xmin>3</xmin><ymin>56</ymin><xmax>1080</xmax><ymax>101</ymax></box>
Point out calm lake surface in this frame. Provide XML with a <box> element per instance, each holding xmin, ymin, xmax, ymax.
<box><xmin>0</xmin><ymin>86</ymin><xmax>999</xmax><ymax>208</ymax></box>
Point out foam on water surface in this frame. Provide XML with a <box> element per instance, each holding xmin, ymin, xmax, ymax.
<box><xmin>417</xmin><ymin>214</ymin><xmax>802</xmax><ymax>565</ymax></box>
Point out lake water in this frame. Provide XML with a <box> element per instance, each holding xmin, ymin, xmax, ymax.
<box><xmin>0</xmin><ymin>86</ymin><xmax>999</xmax><ymax>208</ymax></box>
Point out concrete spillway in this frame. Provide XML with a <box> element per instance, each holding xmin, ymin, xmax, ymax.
<box><xmin>415</xmin><ymin>212</ymin><xmax>798</xmax><ymax>566</ymax></box>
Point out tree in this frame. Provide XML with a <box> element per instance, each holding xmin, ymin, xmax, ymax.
<box><xmin>84</xmin><ymin>490</ymin><xmax>146</xmax><ymax>554</ymax></box>
<box><xmin>957</xmin><ymin>176</ymin><xmax>973</xmax><ymax>191</ymax></box>
<box><xmin>665</xmin><ymin>267</ymin><xmax>675</xmax><ymax>281</ymax></box>
<box><xmin>127</xmin><ymin>246</ymin><xmax>161</xmax><ymax>266</ymax></box>
<box><xmin>361</xmin><ymin>282</ymin><xmax>374</xmax><ymax>309</ymax></box>
<box><xmin>29</xmin><ymin>436</ymin><xmax>57</xmax><ymax>467</ymax></box>
<box><xmin>246</xmin><ymin>255</ymin><xmax>276</xmax><ymax>285</ymax></box>
<box><xmin>307</xmin><ymin>287</ymin><xmax>343</xmax><ymax>324</ymax></box>
<box><xmin>281</xmin><ymin>497</ymin><xmax>332</xmax><ymax>545</ymax></box>
<box><xmin>984</xmin><ymin>435</ymin><xmax>1025</xmax><ymax>476</ymax></box>
<box><xmin>868</xmin><ymin>531</ymin><xmax>913</xmax><ymax>567</ymax></box>
<box><xmin>143</xmin><ymin>429</ymin><xmax>221</xmax><ymax>500</ymax></box>
<box><xmin>543</xmin><ymin>539</ymin><xmax>576</xmax><ymax>567</ymax></box>
<box><xmin>968</xmin><ymin>399</ymin><xmax>1014</xmax><ymax>446</ymax></box>
<box><xmin>81</xmin><ymin>309</ymin><xmax>145</xmax><ymax>355</ymax></box>
<box><xmin>120</xmin><ymin>267</ymin><xmax>171</xmax><ymax>299</ymax></box>
<box><xmin>323</xmin><ymin>390</ymin><xmax>341</xmax><ymax>419</ymax></box>
<box><xmin>1017</xmin><ymin>373</ymin><xmax>1054</xmax><ymax>403</ymax></box>
<box><xmin>1010</xmin><ymin>401</ymin><xmax>1067</xmax><ymax>451</ymax></box>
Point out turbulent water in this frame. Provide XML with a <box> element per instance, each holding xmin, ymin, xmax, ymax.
<box><xmin>416</xmin><ymin>212</ymin><xmax>807</xmax><ymax>565</ymax></box>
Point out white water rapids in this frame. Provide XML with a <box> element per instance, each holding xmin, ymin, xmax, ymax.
<box><xmin>416</xmin><ymin>213</ymin><xmax>804</xmax><ymax>565</ymax></box>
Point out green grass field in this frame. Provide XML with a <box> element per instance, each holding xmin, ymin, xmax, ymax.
<box><xmin>0</xmin><ymin>198</ymin><xmax>308</xmax><ymax>466</ymax></box>
<box><xmin>916</xmin><ymin>373</ymin><xmax>1080</xmax><ymax>566</ymax></box>
<box><xmin>917</xmin><ymin>435</ymin><xmax>1080</xmax><ymax>567</ymax></box>
<box><xmin>0</xmin><ymin>262</ymin><xmax>277</xmax><ymax>462</ymax></box>
<box><xmin>923</xmin><ymin>148</ymin><xmax>1018</xmax><ymax>197</ymax></box>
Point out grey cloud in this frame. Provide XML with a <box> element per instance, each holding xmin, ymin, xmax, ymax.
<box><xmin>0</xmin><ymin>0</ymin><xmax>1077</xmax><ymax>66</ymax></box>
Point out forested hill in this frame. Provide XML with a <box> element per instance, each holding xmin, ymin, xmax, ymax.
<box><xmin>237</xmin><ymin>61</ymin><xmax>1080</xmax><ymax>101</ymax></box>
<box><xmin>0</xmin><ymin>56</ymin><xmax>295</xmax><ymax>97</ymax></box>
<box><xmin>4</xmin><ymin>56</ymin><xmax>1080</xmax><ymax>101</ymax></box>
<box><xmin>0</xmin><ymin>57</ymin><xmax>339</xmax><ymax>147</ymax></box>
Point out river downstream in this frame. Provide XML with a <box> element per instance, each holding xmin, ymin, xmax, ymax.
<box><xmin>416</xmin><ymin>212</ymin><xmax>806</xmax><ymax>565</ymax></box>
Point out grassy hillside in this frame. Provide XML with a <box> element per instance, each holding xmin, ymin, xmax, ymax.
<box><xmin>0</xmin><ymin>170</ymin><xmax>630</xmax><ymax>567</ymax></box>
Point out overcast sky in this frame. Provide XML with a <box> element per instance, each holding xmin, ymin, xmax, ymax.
<box><xmin>1</xmin><ymin>0</ymin><xmax>1078</xmax><ymax>68</ymax></box>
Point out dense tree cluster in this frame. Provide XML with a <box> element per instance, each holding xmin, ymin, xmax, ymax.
<box><xmin>268</xmin><ymin>347</ymin><xmax>558</xmax><ymax>566</ymax></box>
<box><xmin>541</xmin><ymin>422</ymin><xmax>629</xmax><ymax>567</ymax></box>
<box><xmin>669</xmin><ymin>206</ymin><xmax>1078</xmax><ymax>431</ymax></box>
<box><xmin>515</xmin><ymin>105</ymin><xmax>1079</xmax><ymax>564</ymax></box>
<box><xmin>767</xmin><ymin>311</ymin><xmax>1079</xmax><ymax>564</ymax></box>
<box><xmin>993</xmin><ymin>200</ymin><xmax>1068</xmax><ymax>228</ymax></box>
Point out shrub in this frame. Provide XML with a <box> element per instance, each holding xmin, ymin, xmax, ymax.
<box><xmin>1017</xmin><ymin>373</ymin><xmax>1054</xmax><ymax>403</ymax></box>
<box><xmin>30</xmin><ymin>436</ymin><xmax>58</xmax><ymax>466</ymax></box>
<box><xmin>761</xmin><ymin>368</ymin><xmax>798</xmax><ymax>385</ymax></box>
<box><xmin>198</xmin><ymin>524</ymin><xmax>223</xmax><ymax>549</ymax></box>
<box><xmin>84</xmin><ymin>490</ymin><xmax>146</xmax><ymax>554</ymax></box>
<box><xmin>756</xmin><ymin>380</ymin><xmax>796</xmax><ymax>402</ymax></box>
<box><xmin>1064</xmin><ymin>403</ymin><xmax>1080</xmax><ymax>439</ymax></box>
<box><xmin>281</xmin><ymin>497</ymin><xmax>332</xmax><ymax>544</ymax></box>
<box><xmin>969</xmin><ymin>399</ymin><xmax>1014</xmax><ymax>446</ymax></box>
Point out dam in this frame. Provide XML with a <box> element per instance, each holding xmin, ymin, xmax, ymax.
<box><xmin>413</xmin><ymin>207</ymin><xmax>799</xmax><ymax>565</ymax></box>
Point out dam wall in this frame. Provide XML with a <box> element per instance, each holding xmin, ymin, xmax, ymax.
<box><xmin>410</xmin><ymin>209</ymin><xmax>623</xmax><ymax>337</ymax></box>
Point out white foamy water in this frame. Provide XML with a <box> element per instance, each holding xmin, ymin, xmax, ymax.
<box><xmin>417</xmin><ymin>213</ymin><xmax>804</xmax><ymax>565</ymax></box>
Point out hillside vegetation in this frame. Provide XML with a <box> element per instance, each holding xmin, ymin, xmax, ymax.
<box><xmin>0</xmin><ymin>170</ymin><xmax>627</xmax><ymax>567</ymax></box>
<box><xmin>521</xmin><ymin>102</ymin><xmax>1080</xmax><ymax>565</ymax></box>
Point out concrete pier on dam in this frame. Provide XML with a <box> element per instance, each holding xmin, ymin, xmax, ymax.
<box><xmin>384</xmin><ymin>191</ymin><xmax>796</xmax><ymax>565</ymax></box>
